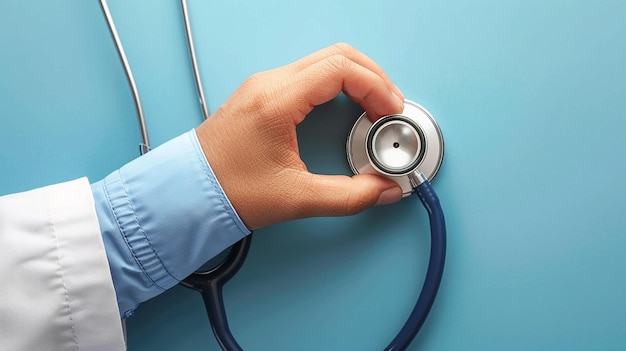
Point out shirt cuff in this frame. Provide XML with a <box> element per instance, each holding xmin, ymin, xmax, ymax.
<box><xmin>91</xmin><ymin>130</ymin><xmax>250</xmax><ymax>318</ymax></box>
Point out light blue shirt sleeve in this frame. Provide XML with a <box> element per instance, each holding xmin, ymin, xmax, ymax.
<box><xmin>90</xmin><ymin>129</ymin><xmax>250</xmax><ymax>318</ymax></box>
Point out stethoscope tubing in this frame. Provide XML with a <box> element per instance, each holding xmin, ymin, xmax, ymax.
<box><xmin>384</xmin><ymin>179</ymin><xmax>446</xmax><ymax>351</ymax></box>
<box><xmin>99</xmin><ymin>0</ymin><xmax>210</xmax><ymax>153</ymax></box>
<box><xmin>180</xmin><ymin>236</ymin><xmax>252</xmax><ymax>351</ymax></box>
<box><xmin>99</xmin><ymin>0</ymin><xmax>151</xmax><ymax>155</ymax></box>
<box><xmin>186</xmin><ymin>178</ymin><xmax>446</xmax><ymax>351</ymax></box>
<box><xmin>181</xmin><ymin>0</ymin><xmax>210</xmax><ymax>120</ymax></box>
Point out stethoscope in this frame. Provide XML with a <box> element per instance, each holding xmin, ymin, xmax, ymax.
<box><xmin>100</xmin><ymin>1</ymin><xmax>446</xmax><ymax>350</ymax></box>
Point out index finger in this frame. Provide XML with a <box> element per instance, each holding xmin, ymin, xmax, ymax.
<box><xmin>285</xmin><ymin>43</ymin><xmax>404</xmax><ymax>101</ymax></box>
<box><xmin>281</xmin><ymin>54</ymin><xmax>405</xmax><ymax>124</ymax></box>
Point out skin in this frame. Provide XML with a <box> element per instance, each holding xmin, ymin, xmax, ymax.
<box><xmin>196</xmin><ymin>43</ymin><xmax>404</xmax><ymax>230</ymax></box>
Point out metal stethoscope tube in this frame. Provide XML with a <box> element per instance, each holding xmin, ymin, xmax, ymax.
<box><xmin>99</xmin><ymin>0</ymin><xmax>151</xmax><ymax>155</ymax></box>
<box><xmin>180</xmin><ymin>0</ymin><xmax>210</xmax><ymax>121</ymax></box>
<box><xmin>99</xmin><ymin>0</ymin><xmax>210</xmax><ymax>145</ymax></box>
<box><xmin>99</xmin><ymin>1</ymin><xmax>446</xmax><ymax>349</ymax></box>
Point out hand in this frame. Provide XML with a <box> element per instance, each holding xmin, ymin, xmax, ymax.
<box><xmin>196</xmin><ymin>43</ymin><xmax>405</xmax><ymax>230</ymax></box>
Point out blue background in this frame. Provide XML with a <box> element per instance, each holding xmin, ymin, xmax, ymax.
<box><xmin>1</xmin><ymin>0</ymin><xmax>625</xmax><ymax>350</ymax></box>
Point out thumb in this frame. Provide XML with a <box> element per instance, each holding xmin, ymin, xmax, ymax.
<box><xmin>300</xmin><ymin>173</ymin><xmax>403</xmax><ymax>217</ymax></box>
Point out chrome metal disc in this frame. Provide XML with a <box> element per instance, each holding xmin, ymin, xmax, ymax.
<box><xmin>347</xmin><ymin>100</ymin><xmax>444</xmax><ymax>197</ymax></box>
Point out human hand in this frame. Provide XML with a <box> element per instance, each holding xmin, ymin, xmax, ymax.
<box><xmin>196</xmin><ymin>43</ymin><xmax>405</xmax><ymax>230</ymax></box>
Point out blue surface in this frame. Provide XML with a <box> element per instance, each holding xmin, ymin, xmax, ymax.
<box><xmin>1</xmin><ymin>0</ymin><xmax>625</xmax><ymax>350</ymax></box>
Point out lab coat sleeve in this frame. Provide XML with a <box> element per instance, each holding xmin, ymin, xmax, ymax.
<box><xmin>91</xmin><ymin>129</ymin><xmax>251</xmax><ymax>318</ymax></box>
<box><xmin>0</xmin><ymin>178</ymin><xmax>126</xmax><ymax>351</ymax></box>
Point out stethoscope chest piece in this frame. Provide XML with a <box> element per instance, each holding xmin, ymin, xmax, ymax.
<box><xmin>347</xmin><ymin>100</ymin><xmax>444</xmax><ymax>196</ymax></box>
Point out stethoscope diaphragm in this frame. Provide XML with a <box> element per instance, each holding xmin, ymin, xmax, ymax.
<box><xmin>347</xmin><ymin>100</ymin><xmax>444</xmax><ymax>196</ymax></box>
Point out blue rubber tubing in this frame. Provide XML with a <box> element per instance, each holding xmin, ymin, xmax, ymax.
<box><xmin>183</xmin><ymin>180</ymin><xmax>445</xmax><ymax>351</ymax></box>
<box><xmin>180</xmin><ymin>235</ymin><xmax>252</xmax><ymax>351</ymax></box>
<box><xmin>384</xmin><ymin>180</ymin><xmax>447</xmax><ymax>351</ymax></box>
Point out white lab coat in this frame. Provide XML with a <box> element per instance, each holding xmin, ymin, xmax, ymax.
<box><xmin>0</xmin><ymin>178</ymin><xmax>125</xmax><ymax>350</ymax></box>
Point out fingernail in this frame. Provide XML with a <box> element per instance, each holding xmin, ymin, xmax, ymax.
<box><xmin>392</xmin><ymin>92</ymin><xmax>405</xmax><ymax>111</ymax></box>
<box><xmin>394</xmin><ymin>84</ymin><xmax>405</xmax><ymax>100</ymax></box>
<box><xmin>375</xmin><ymin>187</ymin><xmax>403</xmax><ymax>206</ymax></box>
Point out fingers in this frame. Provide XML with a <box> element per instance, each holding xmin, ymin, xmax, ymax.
<box><xmin>200</xmin><ymin>44</ymin><xmax>407</xmax><ymax>229</ymax></box>
<box><xmin>294</xmin><ymin>173</ymin><xmax>403</xmax><ymax>218</ymax></box>
<box><xmin>285</xmin><ymin>54</ymin><xmax>405</xmax><ymax>123</ymax></box>
<box><xmin>286</xmin><ymin>43</ymin><xmax>404</xmax><ymax>101</ymax></box>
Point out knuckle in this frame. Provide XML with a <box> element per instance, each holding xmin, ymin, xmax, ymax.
<box><xmin>284</xmin><ymin>173</ymin><xmax>316</xmax><ymax>217</ymax></box>
<box><xmin>326</xmin><ymin>54</ymin><xmax>352</xmax><ymax>74</ymax></box>
<box><xmin>343</xmin><ymin>191</ymin><xmax>371</xmax><ymax>216</ymax></box>
<box><xmin>331</xmin><ymin>42</ymin><xmax>356</xmax><ymax>57</ymax></box>
<box><xmin>239</xmin><ymin>72</ymin><xmax>282</xmax><ymax>117</ymax></box>
<box><xmin>241</xmin><ymin>71</ymin><xmax>266</xmax><ymax>90</ymax></box>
